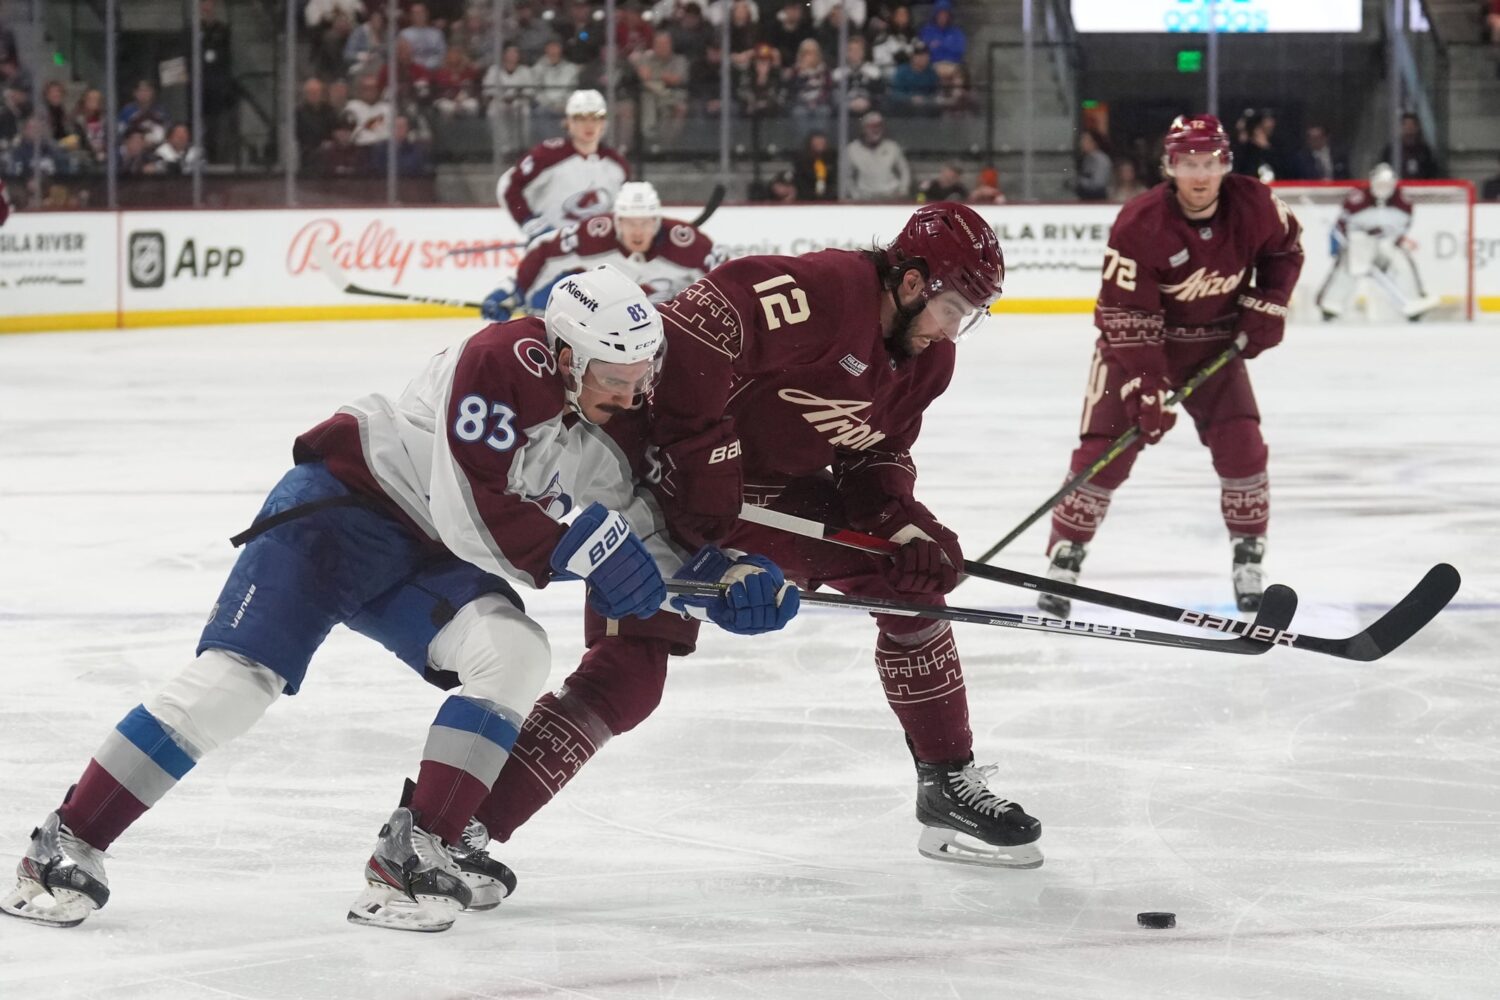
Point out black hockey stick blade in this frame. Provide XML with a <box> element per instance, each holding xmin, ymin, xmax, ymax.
<box><xmin>1289</xmin><ymin>562</ymin><xmax>1460</xmax><ymax>662</ymax></box>
<box><xmin>665</xmin><ymin>580</ymin><xmax>1298</xmax><ymax>656</ymax></box>
<box><xmin>690</xmin><ymin>184</ymin><xmax>726</xmax><ymax>228</ymax></box>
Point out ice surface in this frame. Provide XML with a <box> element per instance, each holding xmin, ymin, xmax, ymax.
<box><xmin>1</xmin><ymin>317</ymin><xmax>1496</xmax><ymax>999</ymax></box>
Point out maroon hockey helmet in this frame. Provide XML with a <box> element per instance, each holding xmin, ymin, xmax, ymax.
<box><xmin>889</xmin><ymin>201</ymin><xmax>1005</xmax><ymax>316</ymax></box>
<box><xmin>1163</xmin><ymin>114</ymin><xmax>1232</xmax><ymax>170</ymax></box>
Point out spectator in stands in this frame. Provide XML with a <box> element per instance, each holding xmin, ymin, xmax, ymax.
<box><xmin>844</xmin><ymin>110</ymin><xmax>910</xmax><ymax>200</ymax></box>
<box><xmin>762</xmin><ymin>168</ymin><xmax>798</xmax><ymax>203</ymax></box>
<box><xmin>839</xmin><ymin>35</ymin><xmax>883</xmax><ymax>117</ymax></box>
<box><xmin>1290</xmin><ymin>124</ymin><xmax>1347</xmax><ymax>181</ymax></box>
<box><xmin>560</xmin><ymin>1</ymin><xmax>604</xmax><ymax>67</ymax></box>
<box><xmin>378</xmin><ymin>39</ymin><xmax>436</xmax><ymax>113</ymax></box>
<box><xmin>971</xmin><ymin>165</ymin><xmax>1006</xmax><ymax>204</ymax></box>
<box><xmin>4</xmin><ymin>116</ymin><xmax>60</xmax><ymax>184</ymax></box>
<box><xmin>791</xmin><ymin>130</ymin><xmax>838</xmax><ymax>200</ymax></box>
<box><xmin>149</xmin><ymin>123</ymin><xmax>201</xmax><ymax>175</ymax></box>
<box><xmin>432</xmin><ymin>44</ymin><xmax>481</xmax><ymax>118</ymax></box>
<box><xmin>725</xmin><ymin>0</ymin><xmax>760</xmax><ymax>68</ymax></box>
<box><xmin>1481</xmin><ymin>154</ymin><xmax>1500</xmax><ymax>200</ymax></box>
<box><xmin>118</xmin><ymin>128</ymin><xmax>154</xmax><ymax>175</ymax></box>
<box><xmin>366</xmin><ymin>114</ymin><xmax>434</xmax><ymax>176</ymax></box>
<box><xmin>813</xmin><ymin>4</ymin><xmax>853</xmax><ymax>61</ymax></box>
<box><xmin>0</xmin><ymin>52</ymin><xmax>30</xmax><ymax>97</ymax></box>
<box><xmin>313</xmin><ymin>10</ymin><xmax>356</xmax><ymax>80</ymax></box>
<box><xmin>918</xmin><ymin>162</ymin><xmax>966</xmax><ymax>203</ymax></box>
<box><xmin>0</xmin><ymin>82</ymin><xmax>28</xmax><ymax>145</ymax></box>
<box><xmin>1109</xmin><ymin>157</ymin><xmax>1147</xmax><ymax>202</ymax></box>
<box><xmin>316</xmin><ymin>116</ymin><xmax>363</xmax><ymax>176</ymax></box>
<box><xmin>119</xmin><ymin>80</ymin><xmax>169</xmax><ymax>148</ymax></box>
<box><xmin>869</xmin><ymin>8</ymin><xmax>916</xmax><ymax>75</ymax></box>
<box><xmin>484</xmin><ymin>42</ymin><xmax>536</xmax><ymax>113</ymax></box>
<box><xmin>296</xmin><ymin>77</ymin><xmax>340</xmax><ymax>165</ymax></box>
<box><xmin>511</xmin><ymin>3</ymin><xmax>559</xmax><ymax>65</ymax></box>
<box><xmin>40</xmin><ymin>81</ymin><xmax>69</xmax><ymax>143</ymax></box>
<box><xmin>1073</xmin><ymin>129</ymin><xmax>1111</xmax><ymax>201</ymax></box>
<box><xmin>787</xmin><ymin>37</ymin><xmax>834</xmax><ymax>133</ymax></box>
<box><xmin>812</xmin><ymin>0</ymin><xmax>867</xmax><ymax>30</ymax></box>
<box><xmin>918</xmin><ymin>0</ymin><xmax>966</xmax><ymax>66</ymax></box>
<box><xmin>71</xmin><ymin>88</ymin><xmax>107</xmax><ymax>166</ymax></box>
<box><xmin>344</xmin><ymin>9</ymin><xmax>388</xmax><ymax>80</ymax></box>
<box><xmin>766</xmin><ymin>1</ymin><xmax>816</xmax><ymax>68</ymax></box>
<box><xmin>328</xmin><ymin>78</ymin><xmax>351</xmax><ymax>119</ymax></box>
<box><xmin>345</xmin><ymin>74</ymin><xmax>393</xmax><ymax>146</ymax></box>
<box><xmin>737</xmin><ymin>43</ymin><xmax>784</xmax><ymax>119</ymax></box>
<box><xmin>688</xmin><ymin>44</ymin><xmax>726</xmax><ymax>116</ymax></box>
<box><xmin>0</xmin><ymin>20</ymin><xmax>16</xmax><ymax>66</ymax></box>
<box><xmin>452</xmin><ymin>8</ymin><xmax>496</xmax><ymax>68</ymax></box>
<box><xmin>888</xmin><ymin>41</ymin><xmax>939</xmax><ymax>115</ymax></box>
<box><xmin>670</xmin><ymin>3</ymin><xmax>715</xmax><ymax>63</ymax></box>
<box><xmin>1487</xmin><ymin>0</ymin><xmax>1500</xmax><ymax>46</ymax></box>
<box><xmin>1233</xmin><ymin>107</ymin><xmax>1285</xmax><ymax>181</ymax></box>
<box><xmin>197</xmin><ymin>0</ymin><xmax>236</xmax><ymax>163</ymax></box>
<box><xmin>934</xmin><ymin>59</ymin><xmax>971</xmax><ymax>115</ymax></box>
<box><xmin>632</xmin><ymin>29</ymin><xmax>690</xmax><ymax>141</ymax></box>
<box><xmin>534</xmin><ymin>39</ymin><xmax>581</xmax><ymax>114</ymax></box>
<box><xmin>614</xmin><ymin>3</ymin><xmax>654</xmax><ymax>57</ymax></box>
<box><xmin>305</xmin><ymin>0</ymin><xmax>364</xmax><ymax>43</ymax></box>
<box><xmin>1398</xmin><ymin>112</ymin><xmax>1439</xmax><ymax>179</ymax></box>
<box><xmin>400</xmin><ymin>3</ymin><xmax>448</xmax><ymax>71</ymax></box>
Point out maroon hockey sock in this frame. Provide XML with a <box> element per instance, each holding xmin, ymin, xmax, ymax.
<box><xmin>58</xmin><ymin>761</ymin><xmax>149</xmax><ymax>852</ymax></box>
<box><xmin>1049</xmin><ymin>479</ymin><xmax>1115</xmax><ymax>547</ymax></box>
<box><xmin>407</xmin><ymin>695</ymin><xmax>521</xmax><ymax>845</ymax></box>
<box><xmin>1219</xmin><ymin>471</ymin><xmax>1270</xmax><ymax>536</ymax></box>
<box><xmin>875</xmin><ymin>623</ymin><xmax>972</xmax><ymax>763</ymax></box>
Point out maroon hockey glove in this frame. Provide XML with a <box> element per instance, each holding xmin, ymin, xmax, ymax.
<box><xmin>852</xmin><ymin>496</ymin><xmax>964</xmax><ymax>595</ymax></box>
<box><xmin>1235</xmin><ymin>291</ymin><xmax>1290</xmax><ymax>359</ymax></box>
<box><xmin>655</xmin><ymin>419</ymin><xmax>743</xmax><ymax>547</ymax></box>
<box><xmin>1120</xmin><ymin>373</ymin><xmax>1176</xmax><ymax>445</ymax></box>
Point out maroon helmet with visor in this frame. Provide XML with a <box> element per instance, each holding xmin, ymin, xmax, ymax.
<box><xmin>1163</xmin><ymin>114</ymin><xmax>1232</xmax><ymax>172</ymax></box>
<box><xmin>888</xmin><ymin>201</ymin><xmax>1005</xmax><ymax>320</ymax></box>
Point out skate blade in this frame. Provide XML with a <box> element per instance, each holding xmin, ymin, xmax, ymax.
<box><xmin>461</xmin><ymin>877</ymin><xmax>504</xmax><ymax>912</ymax></box>
<box><xmin>917</xmin><ymin>827</ymin><xmax>1045</xmax><ymax>870</ymax></box>
<box><xmin>346</xmin><ymin>883</ymin><xmax>460</xmax><ymax>933</ymax></box>
<box><xmin>0</xmin><ymin>879</ymin><xmax>97</xmax><ymax>928</ymax></box>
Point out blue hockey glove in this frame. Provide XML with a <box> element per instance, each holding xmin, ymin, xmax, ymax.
<box><xmin>670</xmin><ymin>545</ymin><xmax>800</xmax><ymax>635</ymax></box>
<box><xmin>550</xmin><ymin>502</ymin><xmax>666</xmax><ymax>620</ymax></box>
<box><xmin>481</xmin><ymin>284</ymin><xmax>518</xmax><ymax>322</ymax></box>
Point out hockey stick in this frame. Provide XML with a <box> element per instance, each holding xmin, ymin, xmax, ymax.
<box><xmin>689</xmin><ymin>183</ymin><xmax>727</xmax><ymax>228</ymax></box>
<box><xmin>970</xmin><ymin>334</ymin><xmax>1248</xmax><ymax>566</ymax></box>
<box><xmin>309</xmin><ymin>241</ymin><xmax>487</xmax><ymax>311</ymax></box>
<box><xmin>664</xmin><ymin>579</ymin><xmax>1298</xmax><ymax>655</ymax></box>
<box><xmin>737</xmin><ymin>506</ymin><xmax>1460</xmax><ymax>661</ymax></box>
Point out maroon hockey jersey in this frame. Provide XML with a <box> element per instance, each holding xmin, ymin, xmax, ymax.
<box><xmin>653</xmin><ymin>249</ymin><xmax>954</xmax><ymax>505</ymax></box>
<box><xmin>1095</xmin><ymin>174</ymin><xmax>1303</xmax><ymax>372</ymax></box>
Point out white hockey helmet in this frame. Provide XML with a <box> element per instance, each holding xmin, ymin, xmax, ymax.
<box><xmin>545</xmin><ymin>264</ymin><xmax>666</xmax><ymax>417</ymax></box>
<box><xmin>613</xmin><ymin>181</ymin><xmax>662</xmax><ymax>221</ymax></box>
<box><xmin>1369</xmin><ymin>162</ymin><xmax>1398</xmax><ymax>202</ymax></box>
<box><xmin>564</xmin><ymin>89</ymin><xmax>608</xmax><ymax>119</ymax></box>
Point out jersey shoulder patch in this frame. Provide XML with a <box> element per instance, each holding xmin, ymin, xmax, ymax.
<box><xmin>586</xmin><ymin>215</ymin><xmax>615</xmax><ymax>239</ymax></box>
<box><xmin>669</xmin><ymin>223</ymin><xmax>696</xmax><ymax>248</ymax></box>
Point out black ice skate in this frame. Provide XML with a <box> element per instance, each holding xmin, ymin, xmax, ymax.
<box><xmin>915</xmin><ymin>755</ymin><xmax>1043</xmax><ymax>869</ymax></box>
<box><xmin>347</xmin><ymin>807</ymin><xmax>472</xmax><ymax>933</ymax></box>
<box><xmin>0</xmin><ymin>811</ymin><xmax>110</xmax><ymax>928</ymax></box>
<box><xmin>1037</xmin><ymin>540</ymin><xmax>1087</xmax><ymax>619</ymax></box>
<box><xmin>1231</xmin><ymin>535</ymin><xmax>1267</xmax><ymax>612</ymax></box>
<box><xmin>451</xmin><ymin>818</ymin><xmax>517</xmax><ymax>911</ymax></box>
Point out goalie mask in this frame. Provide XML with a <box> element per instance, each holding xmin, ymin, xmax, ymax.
<box><xmin>544</xmin><ymin>264</ymin><xmax>666</xmax><ymax>421</ymax></box>
<box><xmin>1369</xmin><ymin>163</ymin><xmax>1398</xmax><ymax>202</ymax></box>
<box><xmin>886</xmin><ymin>201</ymin><xmax>1005</xmax><ymax>337</ymax></box>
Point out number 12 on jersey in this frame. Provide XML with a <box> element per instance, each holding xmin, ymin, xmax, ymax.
<box><xmin>752</xmin><ymin>275</ymin><xmax>811</xmax><ymax>330</ymax></box>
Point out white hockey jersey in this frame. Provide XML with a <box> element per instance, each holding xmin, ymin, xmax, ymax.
<box><xmin>294</xmin><ymin>318</ymin><xmax>683</xmax><ymax>590</ymax></box>
<box><xmin>496</xmin><ymin>138</ymin><xmax>631</xmax><ymax>232</ymax></box>
<box><xmin>516</xmin><ymin>215</ymin><xmax>724</xmax><ymax>305</ymax></box>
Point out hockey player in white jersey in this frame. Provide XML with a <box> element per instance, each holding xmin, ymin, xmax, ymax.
<box><xmin>497</xmin><ymin>89</ymin><xmax>631</xmax><ymax>242</ymax></box>
<box><xmin>480</xmin><ymin>181</ymin><xmax>725</xmax><ymax>320</ymax></box>
<box><xmin>1</xmin><ymin>265</ymin><xmax>797</xmax><ymax>934</ymax></box>
<box><xmin>1316</xmin><ymin>163</ymin><xmax>1440</xmax><ymax>321</ymax></box>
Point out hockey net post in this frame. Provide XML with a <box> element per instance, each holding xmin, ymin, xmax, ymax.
<box><xmin>1270</xmin><ymin>179</ymin><xmax>1476</xmax><ymax>322</ymax></box>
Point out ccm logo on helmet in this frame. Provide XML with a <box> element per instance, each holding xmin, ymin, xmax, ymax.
<box><xmin>559</xmin><ymin>279</ymin><xmax>599</xmax><ymax>312</ymax></box>
<box><xmin>709</xmin><ymin>440</ymin><xmax>741</xmax><ymax>464</ymax></box>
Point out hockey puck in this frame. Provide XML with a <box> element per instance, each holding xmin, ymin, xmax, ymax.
<box><xmin>1137</xmin><ymin>911</ymin><xmax>1176</xmax><ymax>929</ymax></box>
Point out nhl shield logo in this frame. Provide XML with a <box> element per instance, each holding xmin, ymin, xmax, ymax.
<box><xmin>128</xmin><ymin>231</ymin><xmax>166</xmax><ymax>288</ymax></box>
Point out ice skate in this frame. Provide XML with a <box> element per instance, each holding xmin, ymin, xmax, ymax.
<box><xmin>914</xmin><ymin>755</ymin><xmax>1043</xmax><ymax>869</ymax></box>
<box><xmin>1</xmin><ymin>811</ymin><xmax>110</xmax><ymax>928</ymax></box>
<box><xmin>450</xmin><ymin>818</ymin><xmax>517</xmax><ymax>912</ymax></box>
<box><xmin>1037</xmin><ymin>540</ymin><xmax>1087</xmax><ymax>619</ymax></box>
<box><xmin>1402</xmin><ymin>293</ymin><xmax>1440</xmax><ymax>320</ymax></box>
<box><xmin>347</xmin><ymin>807</ymin><xmax>471</xmax><ymax>932</ymax></box>
<box><xmin>1232</xmin><ymin>535</ymin><xmax>1267</xmax><ymax>612</ymax></box>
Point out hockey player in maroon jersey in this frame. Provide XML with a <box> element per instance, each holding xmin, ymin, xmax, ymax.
<box><xmin>1038</xmin><ymin>114</ymin><xmax>1304</xmax><ymax>618</ymax></box>
<box><xmin>464</xmin><ymin>202</ymin><xmax>1048</xmax><ymax>871</ymax></box>
<box><xmin>1</xmin><ymin>265</ymin><xmax>797</xmax><ymax>933</ymax></box>
<box><xmin>496</xmin><ymin>89</ymin><xmax>631</xmax><ymax>242</ymax></box>
<box><xmin>0</xmin><ymin>177</ymin><xmax>9</xmax><ymax>226</ymax></box>
<box><xmin>1315</xmin><ymin>163</ymin><xmax>1439</xmax><ymax>321</ymax></box>
<box><xmin>480</xmin><ymin>181</ymin><xmax>724</xmax><ymax>320</ymax></box>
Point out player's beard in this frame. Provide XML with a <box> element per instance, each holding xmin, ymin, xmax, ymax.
<box><xmin>885</xmin><ymin>299</ymin><xmax>927</xmax><ymax>360</ymax></box>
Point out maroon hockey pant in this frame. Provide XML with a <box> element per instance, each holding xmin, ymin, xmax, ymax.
<box><xmin>474</xmin><ymin>477</ymin><xmax>974</xmax><ymax>843</ymax></box>
<box><xmin>1049</xmin><ymin>346</ymin><xmax>1270</xmax><ymax>550</ymax></box>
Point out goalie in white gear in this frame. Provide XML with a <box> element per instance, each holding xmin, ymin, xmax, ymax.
<box><xmin>1315</xmin><ymin>163</ymin><xmax>1440</xmax><ymax>321</ymax></box>
<box><xmin>481</xmin><ymin>180</ymin><xmax>724</xmax><ymax>320</ymax></box>
<box><xmin>496</xmin><ymin>88</ymin><xmax>631</xmax><ymax>242</ymax></box>
<box><xmin>2</xmin><ymin>264</ymin><xmax>797</xmax><ymax>933</ymax></box>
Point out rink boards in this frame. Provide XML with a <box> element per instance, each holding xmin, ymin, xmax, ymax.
<box><xmin>3</xmin><ymin>201</ymin><xmax>1498</xmax><ymax>333</ymax></box>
